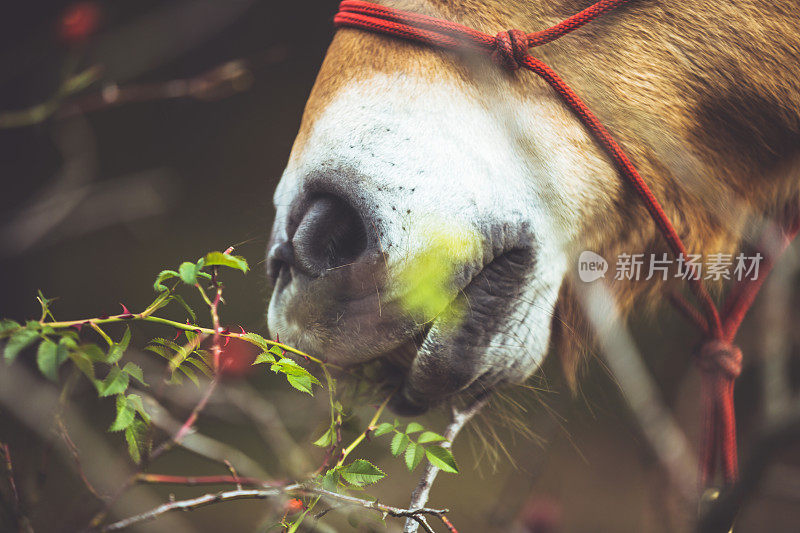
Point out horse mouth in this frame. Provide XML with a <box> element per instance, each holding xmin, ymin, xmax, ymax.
<box><xmin>375</xmin><ymin>248</ymin><xmax>534</xmax><ymax>369</ymax></box>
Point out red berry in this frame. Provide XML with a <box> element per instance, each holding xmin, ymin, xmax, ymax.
<box><xmin>218</xmin><ymin>337</ymin><xmax>258</xmax><ymax>378</ymax></box>
<box><xmin>59</xmin><ymin>2</ymin><xmax>101</xmax><ymax>44</ymax></box>
<box><xmin>285</xmin><ymin>498</ymin><xmax>304</xmax><ymax>514</ymax></box>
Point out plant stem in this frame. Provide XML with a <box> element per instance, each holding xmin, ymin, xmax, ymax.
<box><xmin>90</xmin><ymin>323</ymin><xmax>113</xmax><ymax>347</ymax></box>
<box><xmin>337</xmin><ymin>393</ymin><xmax>393</xmax><ymax>467</ymax></box>
<box><xmin>40</xmin><ymin>312</ymin><xmax>328</xmax><ymax>366</ymax></box>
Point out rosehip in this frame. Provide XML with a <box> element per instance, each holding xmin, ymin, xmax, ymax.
<box><xmin>59</xmin><ymin>2</ymin><xmax>101</xmax><ymax>44</ymax></box>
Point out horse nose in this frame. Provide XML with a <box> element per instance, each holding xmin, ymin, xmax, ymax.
<box><xmin>269</xmin><ymin>194</ymin><xmax>369</xmax><ymax>280</ymax></box>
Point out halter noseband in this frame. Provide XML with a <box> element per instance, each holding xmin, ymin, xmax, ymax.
<box><xmin>333</xmin><ymin>0</ymin><xmax>800</xmax><ymax>487</ymax></box>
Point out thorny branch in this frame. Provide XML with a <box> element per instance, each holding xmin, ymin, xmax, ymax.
<box><xmin>141</xmin><ymin>391</ymin><xmax>270</xmax><ymax>478</ymax></box>
<box><xmin>1</xmin><ymin>443</ymin><xmax>34</xmax><ymax>533</ymax></box>
<box><xmin>0</xmin><ymin>61</ymin><xmax>252</xmax><ymax>129</ymax></box>
<box><xmin>100</xmin><ymin>482</ymin><xmax>452</xmax><ymax>532</ymax></box>
<box><xmin>87</xmin><ymin>379</ymin><xmax>222</xmax><ymax>529</ymax></box>
<box><xmin>87</xmin><ymin>261</ymin><xmax>231</xmax><ymax>529</ymax></box>
<box><xmin>404</xmin><ymin>395</ymin><xmax>490</xmax><ymax>533</ymax></box>
<box><xmin>56</xmin><ymin>418</ymin><xmax>105</xmax><ymax>501</ymax></box>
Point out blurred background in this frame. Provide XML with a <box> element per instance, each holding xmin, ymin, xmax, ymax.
<box><xmin>1</xmin><ymin>1</ymin><xmax>799</xmax><ymax>532</ymax></box>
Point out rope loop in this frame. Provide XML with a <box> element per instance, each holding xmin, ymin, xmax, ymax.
<box><xmin>695</xmin><ymin>340</ymin><xmax>743</xmax><ymax>379</ymax></box>
<box><xmin>491</xmin><ymin>29</ymin><xmax>529</xmax><ymax>70</ymax></box>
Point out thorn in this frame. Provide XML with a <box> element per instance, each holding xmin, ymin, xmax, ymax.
<box><xmin>119</xmin><ymin>303</ymin><xmax>130</xmax><ymax>315</ymax></box>
<box><xmin>173</xmin><ymin>329</ymin><xmax>181</xmax><ymax>341</ymax></box>
<box><xmin>224</xmin><ymin>246</ymin><xmax>235</xmax><ymax>255</ymax></box>
<box><xmin>220</xmin><ymin>327</ymin><xmax>230</xmax><ymax>335</ymax></box>
<box><xmin>223</xmin><ymin>337</ymin><xmax>230</xmax><ymax>347</ymax></box>
<box><xmin>275</xmin><ymin>333</ymin><xmax>280</xmax><ymax>343</ymax></box>
<box><xmin>71</xmin><ymin>323</ymin><xmax>83</xmax><ymax>332</ymax></box>
<box><xmin>238</xmin><ymin>325</ymin><xmax>246</xmax><ymax>335</ymax></box>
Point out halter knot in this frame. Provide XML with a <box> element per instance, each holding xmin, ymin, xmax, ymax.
<box><xmin>491</xmin><ymin>29</ymin><xmax>529</xmax><ymax>71</ymax></box>
<box><xmin>695</xmin><ymin>340</ymin><xmax>743</xmax><ymax>379</ymax></box>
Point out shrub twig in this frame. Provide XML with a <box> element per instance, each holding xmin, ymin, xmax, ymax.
<box><xmin>403</xmin><ymin>395</ymin><xmax>490</xmax><ymax>533</ymax></box>
<box><xmin>101</xmin><ymin>483</ymin><xmax>452</xmax><ymax>532</ymax></box>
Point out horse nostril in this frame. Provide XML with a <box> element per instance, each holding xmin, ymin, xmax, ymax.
<box><xmin>267</xmin><ymin>241</ymin><xmax>296</xmax><ymax>285</ymax></box>
<box><xmin>291</xmin><ymin>194</ymin><xmax>369</xmax><ymax>277</ymax></box>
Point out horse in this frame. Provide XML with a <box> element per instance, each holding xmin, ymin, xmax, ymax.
<box><xmin>265</xmin><ymin>0</ymin><xmax>800</xmax><ymax>416</ymax></box>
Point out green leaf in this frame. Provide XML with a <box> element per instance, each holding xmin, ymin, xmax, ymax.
<box><xmin>144</xmin><ymin>344</ymin><xmax>171</xmax><ymax>360</ymax></box>
<box><xmin>286</xmin><ymin>373</ymin><xmax>315</xmax><ymax>395</ymax></box>
<box><xmin>110</xmin><ymin>394</ymin><xmax>136</xmax><ymax>432</ymax></box>
<box><xmin>126</xmin><ymin>393</ymin><xmax>150</xmax><ymax>423</ymax></box>
<box><xmin>144</xmin><ymin>292</ymin><xmax>171</xmax><ymax>315</ymax></box>
<box><xmin>240</xmin><ymin>332</ymin><xmax>269</xmax><ymax>350</ymax></box>
<box><xmin>99</xmin><ymin>367</ymin><xmax>130</xmax><ymax>397</ymax></box>
<box><xmin>372</xmin><ymin>423</ymin><xmax>395</xmax><ymax>437</ymax></box>
<box><xmin>406</xmin><ymin>422</ymin><xmax>424</xmax><ymax>434</ymax></box>
<box><xmin>68</xmin><ymin>350</ymin><xmax>95</xmax><ymax>381</ymax></box>
<box><xmin>37</xmin><ymin>339</ymin><xmax>68</xmax><ymax>381</ymax></box>
<box><xmin>178</xmin><ymin>262</ymin><xmax>200</xmax><ymax>285</ymax></box>
<box><xmin>252</xmin><ymin>351</ymin><xmax>276</xmax><ymax>365</ymax></box>
<box><xmin>124</xmin><ymin>426</ymin><xmax>140</xmax><ymax>463</ymax></box>
<box><xmin>0</xmin><ymin>319</ymin><xmax>21</xmax><ymax>336</ymax></box>
<box><xmin>4</xmin><ymin>327</ymin><xmax>39</xmax><ymax>362</ymax></box>
<box><xmin>340</xmin><ymin>460</ymin><xmax>385</xmax><ymax>487</ymax></box>
<box><xmin>321</xmin><ymin>467</ymin><xmax>341</xmax><ymax>491</ymax></box>
<box><xmin>150</xmin><ymin>338</ymin><xmax>183</xmax><ymax>351</ymax></box>
<box><xmin>177</xmin><ymin>364</ymin><xmax>200</xmax><ymax>387</ymax></box>
<box><xmin>272</xmin><ymin>358</ymin><xmax>321</xmax><ymax>394</ymax></box>
<box><xmin>268</xmin><ymin>345</ymin><xmax>285</xmax><ymax>357</ymax></box>
<box><xmin>390</xmin><ymin>432</ymin><xmax>409</xmax><ymax>457</ymax></box>
<box><xmin>170</xmin><ymin>294</ymin><xmax>197</xmax><ymax>322</ymax></box>
<box><xmin>58</xmin><ymin>334</ymin><xmax>78</xmax><ymax>350</ymax></box>
<box><xmin>424</xmin><ymin>446</ymin><xmax>459</xmax><ymax>474</ymax></box>
<box><xmin>125</xmin><ymin>419</ymin><xmax>151</xmax><ymax>464</ymax></box>
<box><xmin>271</xmin><ymin>357</ymin><xmax>308</xmax><ymax>374</ymax></box>
<box><xmin>153</xmin><ymin>270</ymin><xmax>178</xmax><ymax>292</ymax></box>
<box><xmin>122</xmin><ymin>362</ymin><xmax>147</xmax><ymax>386</ymax></box>
<box><xmin>106</xmin><ymin>326</ymin><xmax>131</xmax><ymax>364</ymax></box>
<box><xmin>313</xmin><ymin>427</ymin><xmax>335</xmax><ymax>447</ymax></box>
<box><xmin>417</xmin><ymin>431</ymin><xmax>447</xmax><ymax>444</ymax></box>
<box><xmin>81</xmin><ymin>344</ymin><xmax>107</xmax><ymax>363</ymax></box>
<box><xmin>193</xmin><ymin>349</ymin><xmax>213</xmax><ymax>368</ymax></box>
<box><xmin>184</xmin><ymin>355</ymin><xmax>213</xmax><ymax>378</ymax></box>
<box><xmin>405</xmin><ymin>441</ymin><xmax>425</xmax><ymax>471</ymax></box>
<box><xmin>203</xmin><ymin>251</ymin><xmax>249</xmax><ymax>273</ymax></box>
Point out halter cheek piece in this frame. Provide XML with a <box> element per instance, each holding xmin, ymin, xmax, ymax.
<box><xmin>333</xmin><ymin>0</ymin><xmax>800</xmax><ymax>487</ymax></box>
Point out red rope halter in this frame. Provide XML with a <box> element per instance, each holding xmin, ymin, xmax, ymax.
<box><xmin>333</xmin><ymin>0</ymin><xmax>800</xmax><ymax>487</ymax></box>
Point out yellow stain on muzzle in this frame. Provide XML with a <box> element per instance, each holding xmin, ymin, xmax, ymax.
<box><xmin>395</xmin><ymin>219</ymin><xmax>481</xmax><ymax>328</ymax></box>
